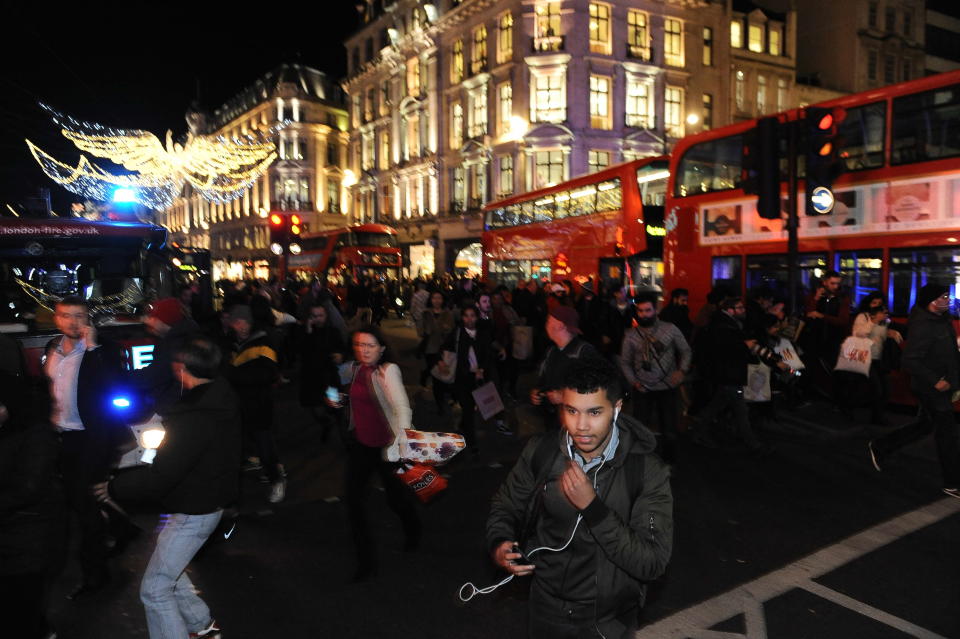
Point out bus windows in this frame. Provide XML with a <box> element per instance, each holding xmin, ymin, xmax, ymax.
<box><xmin>745</xmin><ymin>252</ymin><xmax>827</xmax><ymax>301</ymax></box>
<box><xmin>636</xmin><ymin>164</ymin><xmax>668</xmax><ymax>206</ymax></box>
<box><xmin>889</xmin><ymin>247</ymin><xmax>960</xmax><ymax>315</ymax></box>
<box><xmin>569</xmin><ymin>186</ymin><xmax>597</xmax><ymax>217</ymax></box>
<box><xmin>836</xmin><ymin>102</ymin><xmax>886</xmax><ymax>171</ymax></box>
<box><xmin>519</xmin><ymin>201</ymin><xmax>535</xmax><ymax>225</ymax></box>
<box><xmin>489</xmin><ymin>259</ymin><xmax>551</xmax><ymax>289</ymax></box>
<box><xmin>834</xmin><ymin>250</ymin><xmax>882</xmax><ymax>307</ymax></box>
<box><xmin>711</xmin><ymin>256</ymin><xmax>742</xmax><ymax>293</ymax></box>
<box><xmin>891</xmin><ymin>83</ymin><xmax>960</xmax><ymax>165</ymax></box>
<box><xmin>353</xmin><ymin>231</ymin><xmax>398</xmax><ymax>248</ymax></box>
<box><xmin>554</xmin><ymin>192</ymin><xmax>571</xmax><ymax>219</ymax></box>
<box><xmin>597</xmin><ymin>179</ymin><xmax>622</xmax><ymax>211</ymax></box>
<box><xmin>625</xmin><ymin>255</ymin><xmax>662</xmax><ymax>294</ymax></box>
<box><xmin>533</xmin><ymin>196</ymin><xmax>554</xmax><ymax>223</ymax></box>
<box><xmin>676</xmin><ymin>135</ymin><xmax>743</xmax><ymax>197</ymax></box>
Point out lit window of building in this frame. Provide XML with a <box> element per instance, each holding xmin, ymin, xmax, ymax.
<box><xmin>776</xmin><ymin>78</ymin><xmax>786</xmax><ymax>112</ymax></box>
<box><xmin>451</xmin><ymin>102</ymin><xmax>464</xmax><ymax>149</ymax></box>
<box><xmin>627</xmin><ymin>10</ymin><xmax>650</xmax><ymax>60</ymax></box>
<box><xmin>365</xmin><ymin>88</ymin><xmax>375</xmax><ymax>122</ymax></box>
<box><xmin>588</xmin><ymin>150</ymin><xmax>610</xmax><ymax>173</ymax></box>
<box><xmin>378</xmin><ymin>131</ymin><xmax>390</xmax><ymax>170</ymax></box>
<box><xmin>702</xmin><ymin>27</ymin><xmax>713</xmax><ymax>66</ymax></box>
<box><xmin>497</xmin><ymin>12</ymin><xmax>513</xmax><ymax>64</ymax></box>
<box><xmin>768</xmin><ymin>27</ymin><xmax>781</xmax><ymax>56</ymax></box>
<box><xmin>534</xmin><ymin>150</ymin><xmax>565</xmax><ymax>188</ymax></box>
<box><xmin>664</xmin><ymin>85</ymin><xmax>684</xmax><ymax>137</ymax></box>
<box><xmin>379</xmin><ymin>79</ymin><xmax>390</xmax><ymax>116</ymax></box>
<box><xmin>589</xmin><ymin>75</ymin><xmax>611</xmax><ymax>129</ymax></box>
<box><xmin>452</xmin><ymin>39</ymin><xmax>464</xmax><ymax>84</ymax></box>
<box><xmin>589</xmin><ymin>3</ymin><xmax>611</xmax><ymax>55</ymax></box>
<box><xmin>735</xmin><ymin>70</ymin><xmax>745</xmax><ymax>111</ymax></box>
<box><xmin>469</xmin><ymin>164</ymin><xmax>487</xmax><ymax>207</ymax></box>
<box><xmin>498</xmin><ymin>155</ymin><xmax>513</xmax><ymax>197</ymax></box>
<box><xmin>407</xmin><ymin>115</ymin><xmax>420</xmax><ymax>158</ymax></box>
<box><xmin>535</xmin><ymin>2</ymin><xmax>563</xmax><ymax>51</ymax></box>
<box><xmin>361</xmin><ymin>133</ymin><xmax>374</xmax><ymax>170</ymax></box>
<box><xmin>469</xmin><ymin>88</ymin><xmax>488</xmax><ymax>138</ymax></box>
<box><xmin>472</xmin><ymin>25</ymin><xmax>488</xmax><ymax>75</ymax></box>
<box><xmin>757</xmin><ymin>75</ymin><xmax>767</xmax><ymax>114</ymax></box>
<box><xmin>498</xmin><ymin>82</ymin><xmax>513</xmax><ymax>136</ymax></box>
<box><xmin>748</xmin><ymin>23</ymin><xmax>763</xmax><ymax>53</ymax></box>
<box><xmin>531</xmin><ymin>72</ymin><xmax>566</xmax><ymax>123</ymax></box>
<box><xmin>664</xmin><ymin>18</ymin><xmax>684</xmax><ymax>67</ymax></box>
<box><xmin>452</xmin><ymin>166</ymin><xmax>466</xmax><ymax>209</ymax></box>
<box><xmin>407</xmin><ymin>58</ymin><xmax>421</xmax><ymax>96</ymax></box>
<box><xmin>702</xmin><ymin>93</ymin><xmax>713</xmax><ymax>130</ymax></box>
<box><xmin>731</xmin><ymin>19</ymin><xmax>743</xmax><ymax>48</ymax></box>
<box><xmin>626</xmin><ymin>77</ymin><xmax>653</xmax><ymax>128</ymax></box>
<box><xmin>352</xmin><ymin>95</ymin><xmax>361</xmax><ymax>128</ymax></box>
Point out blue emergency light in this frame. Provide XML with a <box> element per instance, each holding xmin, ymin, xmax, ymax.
<box><xmin>111</xmin><ymin>396</ymin><xmax>132</xmax><ymax>409</ymax></box>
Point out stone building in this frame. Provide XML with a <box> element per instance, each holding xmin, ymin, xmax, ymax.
<box><xmin>156</xmin><ymin>64</ymin><xmax>349</xmax><ymax>281</ymax></box>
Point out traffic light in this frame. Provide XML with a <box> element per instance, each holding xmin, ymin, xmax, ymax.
<box><xmin>288</xmin><ymin>214</ymin><xmax>302</xmax><ymax>254</ymax></box>
<box><xmin>804</xmin><ymin>106</ymin><xmax>845</xmax><ymax>215</ymax></box>
<box><xmin>269</xmin><ymin>212</ymin><xmax>288</xmax><ymax>255</ymax></box>
<box><xmin>741</xmin><ymin>116</ymin><xmax>781</xmax><ymax>219</ymax></box>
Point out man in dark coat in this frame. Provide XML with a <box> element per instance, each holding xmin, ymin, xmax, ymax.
<box><xmin>135</xmin><ymin>297</ymin><xmax>200</xmax><ymax>413</ymax></box>
<box><xmin>99</xmin><ymin>337</ymin><xmax>240</xmax><ymax>639</ymax></box>
<box><xmin>869</xmin><ymin>283</ymin><xmax>960</xmax><ymax>497</ymax></box>
<box><xmin>692</xmin><ymin>297</ymin><xmax>766</xmax><ymax>453</ymax></box>
<box><xmin>299</xmin><ymin>302</ymin><xmax>346</xmax><ymax>440</ymax></box>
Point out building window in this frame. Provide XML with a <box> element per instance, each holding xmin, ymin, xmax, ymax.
<box><xmin>748</xmin><ymin>23</ymin><xmax>763</xmax><ymax>53</ymax></box>
<box><xmin>664</xmin><ymin>18</ymin><xmax>684</xmax><ymax>67</ymax></box>
<box><xmin>903</xmin><ymin>9</ymin><xmax>912</xmax><ymax>37</ymax></box>
<box><xmin>407</xmin><ymin>115</ymin><xmax>421</xmax><ymax>158</ymax></box>
<box><xmin>731</xmin><ymin>19</ymin><xmax>743</xmax><ymax>49</ymax></box>
<box><xmin>361</xmin><ymin>133</ymin><xmax>374</xmax><ymax>170</ymax></box>
<box><xmin>497</xmin><ymin>12</ymin><xmax>513</xmax><ymax>63</ymax></box>
<box><xmin>735</xmin><ymin>70</ymin><xmax>745</xmax><ymax>111</ymax></box>
<box><xmin>378</xmin><ymin>131</ymin><xmax>390</xmax><ymax>170</ymax></box>
<box><xmin>327</xmin><ymin>178</ymin><xmax>341</xmax><ymax>214</ymax></box>
<box><xmin>534</xmin><ymin>150</ymin><xmax>565</xmax><ymax>189</ymax></box>
<box><xmin>884</xmin><ymin>54</ymin><xmax>895</xmax><ymax>83</ymax></box>
<box><xmin>884</xmin><ymin>7</ymin><xmax>895</xmax><ymax>32</ymax></box>
<box><xmin>589</xmin><ymin>3</ymin><xmax>611</xmax><ymax>55</ymax></box>
<box><xmin>452</xmin><ymin>167</ymin><xmax>466</xmax><ymax>209</ymax></box>
<box><xmin>589</xmin><ymin>75</ymin><xmax>611</xmax><ymax>129</ymax></box>
<box><xmin>531</xmin><ymin>73</ymin><xmax>566</xmax><ymax>123</ymax></box>
<box><xmin>379</xmin><ymin>79</ymin><xmax>390</xmax><ymax>116</ymax></box>
<box><xmin>535</xmin><ymin>2</ymin><xmax>562</xmax><ymax>39</ymax></box>
<box><xmin>902</xmin><ymin>59</ymin><xmax>912</xmax><ymax>82</ymax></box>
<box><xmin>665</xmin><ymin>86</ymin><xmax>684</xmax><ymax>137</ymax></box>
<box><xmin>626</xmin><ymin>77</ymin><xmax>653</xmax><ymax>128</ymax></box>
<box><xmin>451</xmin><ymin>39</ymin><xmax>464</xmax><ymax>84</ymax></box>
<box><xmin>627</xmin><ymin>10</ymin><xmax>650</xmax><ymax>60</ymax></box>
<box><xmin>702</xmin><ymin>27</ymin><xmax>713</xmax><ymax>66</ymax></box>
<box><xmin>406</xmin><ymin>58</ymin><xmax>421</xmax><ymax>96</ymax></box>
<box><xmin>868</xmin><ymin>2</ymin><xmax>878</xmax><ymax>28</ymax></box>
<box><xmin>451</xmin><ymin>102</ymin><xmax>464</xmax><ymax>149</ymax></box>
<box><xmin>469</xmin><ymin>164</ymin><xmax>487</xmax><ymax>208</ymax></box>
<box><xmin>472</xmin><ymin>24</ymin><xmax>488</xmax><ymax>75</ymax></box>
<box><xmin>768</xmin><ymin>27</ymin><xmax>781</xmax><ymax>55</ymax></box>
<box><xmin>702</xmin><ymin>93</ymin><xmax>713</xmax><ymax>130</ymax></box>
<box><xmin>498</xmin><ymin>155</ymin><xmax>513</xmax><ymax>197</ymax></box>
<box><xmin>868</xmin><ymin>50</ymin><xmax>878</xmax><ymax>80</ymax></box>
<box><xmin>776</xmin><ymin>78</ymin><xmax>787</xmax><ymax>112</ymax></box>
<box><xmin>327</xmin><ymin>141</ymin><xmax>339</xmax><ymax>167</ymax></box>
<box><xmin>469</xmin><ymin>89</ymin><xmax>488</xmax><ymax>138</ymax></box>
<box><xmin>757</xmin><ymin>75</ymin><xmax>767</xmax><ymax>114</ymax></box>
<box><xmin>498</xmin><ymin>82</ymin><xmax>513</xmax><ymax>136</ymax></box>
<box><xmin>588</xmin><ymin>150</ymin><xmax>609</xmax><ymax>173</ymax></box>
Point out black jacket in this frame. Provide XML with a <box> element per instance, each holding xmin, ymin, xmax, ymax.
<box><xmin>443</xmin><ymin>325</ymin><xmax>500</xmax><ymax>387</ymax></box>
<box><xmin>903</xmin><ymin>307</ymin><xmax>960</xmax><ymax>411</ymax></box>
<box><xmin>486</xmin><ymin>414</ymin><xmax>673</xmax><ymax>620</ymax></box>
<box><xmin>299</xmin><ymin>323</ymin><xmax>346</xmax><ymax>406</ymax></box>
<box><xmin>223</xmin><ymin>331</ymin><xmax>279</xmax><ymax>428</ymax></box>
<box><xmin>110</xmin><ymin>377</ymin><xmax>241</xmax><ymax>514</ymax></box>
<box><xmin>131</xmin><ymin>317</ymin><xmax>200</xmax><ymax>413</ymax></box>
<box><xmin>701</xmin><ymin>311</ymin><xmax>751</xmax><ymax>386</ymax></box>
<box><xmin>536</xmin><ymin>336</ymin><xmax>599</xmax><ymax>392</ymax></box>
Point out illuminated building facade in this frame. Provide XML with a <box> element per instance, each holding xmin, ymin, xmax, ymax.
<box><xmin>344</xmin><ymin>0</ymin><xmax>809</xmax><ymax>275</ymax></box>
<box><xmin>157</xmin><ymin>64</ymin><xmax>349</xmax><ymax>281</ymax></box>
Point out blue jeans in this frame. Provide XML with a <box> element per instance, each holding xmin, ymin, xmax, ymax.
<box><xmin>141</xmin><ymin>511</ymin><xmax>222</xmax><ymax>639</ymax></box>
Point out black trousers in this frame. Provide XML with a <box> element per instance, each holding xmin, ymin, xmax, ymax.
<box><xmin>0</xmin><ymin>572</ymin><xmax>49</xmax><ymax>639</ymax></box>
<box><xmin>344</xmin><ymin>441</ymin><xmax>420</xmax><ymax>568</ymax></box>
<box><xmin>59</xmin><ymin>430</ymin><xmax>108</xmax><ymax>583</ymax></box>
<box><xmin>874</xmin><ymin>395</ymin><xmax>960</xmax><ymax>487</ymax></box>
<box><xmin>528</xmin><ymin>579</ymin><xmax>637</xmax><ymax>639</ymax></box>
<box><xmin>632</xmin><ymin>388</ymin><xmax>679</xmax><ymax>460</ymax></box>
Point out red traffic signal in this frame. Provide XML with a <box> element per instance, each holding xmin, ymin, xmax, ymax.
<box><xmin>270</xmin><ymin>213</ymin><xmax>283</xmax><ymax>226</ymax></box>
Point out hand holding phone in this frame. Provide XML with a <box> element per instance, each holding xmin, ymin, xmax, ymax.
<box><xmin>511</xmin><ymin>543</ymin><xmax>534</xmax><ymax>567</ymax></box>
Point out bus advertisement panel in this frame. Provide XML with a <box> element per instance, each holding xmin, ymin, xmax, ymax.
<box><xmin>482</xmin><ymin>158</ymin><xmax>669</xmax><ymax>294</ymax></box>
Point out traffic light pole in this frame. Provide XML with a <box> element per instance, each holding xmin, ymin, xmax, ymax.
<box><xmin>786</xmin><ymin>119</ymin><xmax>799</xmax><ymax>316</ymax></box>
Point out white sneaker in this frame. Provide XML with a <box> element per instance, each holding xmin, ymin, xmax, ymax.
<box><xmin>269</xmin><ymin>478</ymin><xmax>287</xmax><ymax>503</ymax></box>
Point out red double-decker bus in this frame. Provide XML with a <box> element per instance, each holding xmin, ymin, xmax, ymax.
<box><xmin>287</xmin><ymin>223</ymin><xmax>402</xmax><ymax>293</ymax></box>
<box><xmin>482</xmin><ymin>157</ymin><xmax>669</xmax><ymax>293</ymax></box>
<box><xmin>663</xmin><ymin>70</ymin><xmax>960</xmax><ymax>317</ymax></box>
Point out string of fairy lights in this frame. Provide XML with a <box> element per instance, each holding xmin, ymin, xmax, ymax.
<box><xmin>26</xmin><ymin>103</ymin><xmax>286</xmax><ymax>209</ymax></box>
<box><xmin>15</xmin><ymin>277</ymin><xmax>145</xmax><ymax>316</ymax></box>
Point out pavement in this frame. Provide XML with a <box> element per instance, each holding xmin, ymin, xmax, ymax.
<box><xmin>47</xmin><ymin>318</ymin><xmax>960</xmax><ymax>638</ymax></box>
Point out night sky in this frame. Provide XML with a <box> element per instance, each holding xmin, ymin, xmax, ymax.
<box><xmin>1</xmin><ymin>2</ymin><xmax>361</xmax><ymax>213</ymax></box>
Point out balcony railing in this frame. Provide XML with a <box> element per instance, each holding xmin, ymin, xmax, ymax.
<box><xmin>532</xmin><ymin>34</ymin><xmax>565</xmax><ymax>53</ymax></box>
<box><xmin>470</xmin><ymin>59</ymin><xmax>488</xmax><ymax>76</ymax></box>
<box><xmin>627</xmin><ymin>44</ymin><xmax>653</xmax><ymax>62</ymax></box>
<box><xmin>625</xmin><ymin>113</ymin><xmax>654</xmax><ymax>128</ymax></box>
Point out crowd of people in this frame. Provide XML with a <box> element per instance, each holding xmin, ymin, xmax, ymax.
<box><xmin>2</xmin><ymin>267</ymin><xmax>958</xmax><ymax>639</ymax></box>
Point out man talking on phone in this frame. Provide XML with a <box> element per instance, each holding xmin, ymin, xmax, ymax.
<box><xmin>487</xmin><ymin>357</ymin><xmax>673</xmax><ymax>638</ymax></box>
<box><xmin>44</xmin><ymin>296</ymin><xmax>127</xmax><ymax>599</ymax></box>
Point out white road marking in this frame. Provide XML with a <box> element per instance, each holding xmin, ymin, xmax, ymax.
<box><xmin>636</xmin><ymin>498</ymin><xmax>960</xmax><ymax>638</ymax></box>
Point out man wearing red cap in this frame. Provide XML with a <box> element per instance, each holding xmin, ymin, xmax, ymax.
<box><xmin>530</xmin><ymin>306</ymin><xmax>599</xmax><ymax>429</ymax></box>
<box><xmin>134</xmin><ymin>297</ymin><xmax>200</xmax><ymax>413</ymax></box>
